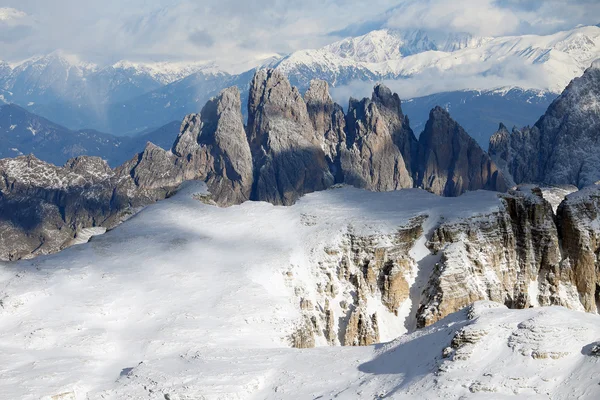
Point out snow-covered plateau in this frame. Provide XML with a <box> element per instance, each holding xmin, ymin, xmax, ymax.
<box><xmin>1</xmin><ymin>183</ymin><xmax>599</xmax><ymax>399</ymax></box>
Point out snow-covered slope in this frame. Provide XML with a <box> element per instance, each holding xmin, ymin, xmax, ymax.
<box><xmin>1</xmin><ymin>183</ymin><xmax>599</xmax><ymax>399</ymax></box>
<box><xmin>276</xmin><ymin>26</ymin><xmax>600</xmax><ymax>95</ymax></box>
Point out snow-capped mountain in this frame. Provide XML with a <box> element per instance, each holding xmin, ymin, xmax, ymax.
<box><xmin>0</xmin><ymin>25</ymin><xmax>598</xmax><ymax>141</ymax></box>
<box><xmin>1</xmin><ymin>52</ymin><xmax>224</xmax><ymax>105</ymax></box>
<box><xmin>323</xmin><ymin>29</ymin><xmax>492</xmax><ymax>63</ymax></box>
<box><xmin>0</xmin><ymin>52</ymin><xmax>228</xmax><ymax>132</ymax></box>
<box><xmin>276</xmin><ymin>25</ymin><xmax>600</xmax><ymax>95</ymax></box>
<box><xmin>2</xmin><ymin>182</ymin><xmax>600</xmax><ymax>399</ymax></box>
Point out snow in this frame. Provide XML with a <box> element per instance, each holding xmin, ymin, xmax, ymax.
<box><xmin>1</xmin><ymin>184</ymin><xmax>599</xmax><ymax>399</ymax></box>
<box><xmin>592</xmin><ymin>58</ymin><xmax>600</xmax><ymax>69</ymax></box>
<box><xmin>111</xmin><ymin>60</ymin><xmax>223</xmax><ymax>85</ymax></box>
<box><xmin>0</xmin><ymin>183</ymin><xmax>499</xmax><ymax>398</ymax></box>
<box><xmin>541</xmin><ymin>185</ymin><xmax>579</xmax><ymax>213</ymax></box>
<box><xmin>9</xmin><ymin>124</ymin><xmax>16</xmax><ymax>130</ymax></box>
<box><xmin>277</xmin><ymin>25</ymin><xmax>600</xmax><ymax>96</ymax></box>
<box><xmin>68</xmin><ymin>227</ymin><xmax>108</xmax><ymax>246</ymax></box>
<box><xmin>26</xmin><ymin>126</ymin><xmax>36</xmax><ymax>136</ymax></box>
<box><xmin>529</xmin><ymin>279</ymin><xmax>540</xmax><ymax>307</ymax></box>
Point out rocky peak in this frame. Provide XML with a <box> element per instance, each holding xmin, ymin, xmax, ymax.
<box><xmin>246</xmin><ymin>69</ymin><xmax>333</xmax><ymax>205</ymax></box>
<box><xmin>172</xmin><ymin>113</ymin><xmax>202</xmax><ymax>156</ymax></box>
<box><xmin>341</xmin><ymin>88</ymin><xmax>415</xmax><ymax>191</ymax></box>
<box><xmin>63</xmin><ymin>156</ymin><xmax>115</xmax><ymax>183</ymax></box>
<box><xmin>371</xmin><ymin>83</ymin><xmax>403</xmax><ymax>117</ymax></box>
<box><xmin>489</xmin><ymin>62</ymin><xmax>600</xmax><ymax>188</ymax></box>
<box><xmin>199</xmin><ymin>86</ymin><xmax>253</xmax><ymax>204</ymax></box>
<box><xmin>418</xmin><ymin>106</ymin><xmax>508</xmax><ymax>196</ymax></box>
<box><xmin>304</xmin><ymin>79</ymin><xmax>346</xmax><ymax>172</ymax></box>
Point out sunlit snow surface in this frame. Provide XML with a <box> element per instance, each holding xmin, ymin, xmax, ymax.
<box><xmin>1</xmin><ymin>183</ymin><xmax>599</xmax><ymax>399</ymax></box>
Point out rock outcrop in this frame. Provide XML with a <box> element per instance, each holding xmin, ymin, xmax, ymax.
<box><xmin>489</xmin><ymin>62</ymin><xmax>600</xmax><ymax>188</ymax></box>
<box><xmin>418</xmin><ymin>106</ymin><xmax>508</xmax><ymax>196</ymax></box>
<box><xmin>418</xmin><ymin>186</ymin><xmax>580</xmax><ymax>327</ymax></box>
<box><xmin>0</xmin><ymin>154</ymin><xmax>169</xmax><ymax>261</ymax></box>
<box><xmin>339</xmin><ymin>85</ymin><xmax>417</xmax><ymax>191</ymax></box>
<box><xmin>0</xmin><ymin>69</ymin><xmax>518</xmax><ymax>261</ymax></box>
<box><xmin>247</xmin><ymin>69</ymin><xmax>334</xmax><ymax>205</ymax></box>
<box><xmin>556</xmin><ymin>185</ymin><xmax>600</xmax><ymax>313</ymax></box>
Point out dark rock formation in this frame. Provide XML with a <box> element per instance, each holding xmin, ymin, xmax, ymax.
<box><xmin>339</xmin><ymin>84</ymin><xmax>417</xmax><ymax>191</ymax></box>
<box><xmin>0</xmin><ymin>69</ymin><xmax>513</xmax><ymax>261</ymax></box>
<box><xmin>418</xmin><ymin>106</ymin><xmax>508</xmax><ymax>196</ymax></box>
<box><xmin>247</xmin><ymin>69</ymin><xmax>333</xmax><ymax>205</ymax></box>
<box><xmin>489</xmin><ymin>63</ymin><xmax>600</xmax><ymax>188</ymax></box>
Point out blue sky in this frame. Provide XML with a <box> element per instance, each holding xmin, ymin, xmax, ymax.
<box><xmin>0</xmin><ymin>0</ymin><xmax>598</xmax><ymax>64</ymax></box>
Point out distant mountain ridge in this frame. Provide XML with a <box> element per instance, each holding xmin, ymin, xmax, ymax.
<box><xmin>0</xmin><ymin>104</ymin><xmax>178</xmax><ymax>166</ymax></box>
<box><xmin>0</xmin><ymin>25</ymin><xmax>598</xmax><ymax>143</ymax></box>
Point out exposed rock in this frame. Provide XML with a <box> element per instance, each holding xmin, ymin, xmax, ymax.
<box><xmin>556</xmin><ymin>185</ymin><xmax>600</xmax><ymax>312</ymax></box>
<box><xmin>344</xmin><ymin>307</ymin><xmax>379</xmax><ymax>346</ymax></box>
<box><xmin>197</xmin><ymin>87</ymin><xmax>254</xmax><ymax>204</ymax></box>
<box><xmin>0</xmin><ymin>154</ymin><xmax>169</xmax><ymax>261</ymax></box>
<box><xmin>0</xmin><ymin>87</ymin><xmax>254</xmax><ymax>260</ymax></box>
<box><xmin>304</xmin><ymin>79</ymin><xmax>346</xmax><ymax>171</ymax></box>
<box><xmin>291</xmin><ymin>316</ymin><xmax>317</xmax><ymax>349</ymax></box>
<box><xmin>489</xmin><ymin>63</ymin><xmax>600</xmax><ymax>188</ymax></box>
<box><xmin>247</xmin><ymin>69</ymin><xmax>333</xmax><ymax>205</ymax></box>
<box><xmin>417</xmin><ymin>186</ymin><xmax>574</xmax><ymax>327</ymax></box>
<box><xmin>417</xmin><ymin>106</ymin><xmax>508</xmax><ymax>196</ymax></box>
<box><xmin>340</xmin><ymin>84</ymin><xmax>416</xmax><ymax>191</ymax></box>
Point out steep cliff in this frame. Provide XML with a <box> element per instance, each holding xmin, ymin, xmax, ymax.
<box><xmin>247</xmin><ymin>69</ymin><xmax>333</xmax><ymax>205</ymax></box>
<box><xmin>556</xmin><ymin>185</ymin><xmax>600</xmax><ymax>313</ymax></box>
<box><xmin>418</xmin><ymin>106</ymin><xmax>508</xmax><ymax>196</ymax></box>
<box><xmin>489</xmin><ymin>62</ymin><xmax>600</xmax><ymax>188</ymax></box>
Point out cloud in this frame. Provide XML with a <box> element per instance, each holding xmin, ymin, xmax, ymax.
<box><xmin>189</xmin><ymin>29</ymin><xmax>215</xmax><ymax>48</ymax></box>
<box><xmin>331</xmin><ymin>0</ymin><xmax>600</xmax><ymax>40</ymax></box>
<box><xmin>0</xmin><ymin>0</ymin><xmax>597</xmax><ymax>66</ymax></box>
<box><xmin>329</xmin><ymin>55</ymin><xmax>553</xmax><ymax>106</ymax></box>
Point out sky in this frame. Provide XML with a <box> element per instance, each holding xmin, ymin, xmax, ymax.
<box><xmin>0</xmin><ymin>0</ymin><xmax>598</xmax><ymax>67</ymax></box>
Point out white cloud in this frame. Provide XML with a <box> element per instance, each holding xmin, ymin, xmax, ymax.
<box><xmin>0</xmin><ymin>0</ymin><xmax>597</xmax><ymax>65</ymax></box>
<box><xmin>381</xmin><ymin>0</ymin><xmax>600</xmax><ymax>37</ymax></box>
<box><xmin>384</xmin><ymin>0</ymin><xmax>521</xmax><ymax>37</ymax></box>
<box><xmin>0</xmin><ymin>7</ymin><xmax>26</xmax><ymax>21</ymax></box>
<box><xmin>330</xmin><ymin>56</ymin><xmax>553</xmax><ymax>105</ymax></box>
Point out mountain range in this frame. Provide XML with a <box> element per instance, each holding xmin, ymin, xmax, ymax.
<box><xmin>3</xmin><ymin>26</ymin><xmax>600</xmax><ymax>399</ymax></box>
<box><xmin>0</xmin><ymin>103</ymin><xmax>179</xmax><ymax>166</ymax></box>
<box><xmin>1</xmin><ymin>25</ymin><xmax>598</xmax><ymax>148</ymax></box>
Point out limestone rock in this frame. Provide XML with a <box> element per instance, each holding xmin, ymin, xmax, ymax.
<box><xmin>304</xmin><ymin>79</ymin><xmax>346</xmax><ymax>178</ymax></box>
<box><xmin>417</xmin><ymin>106</ymin><xmax>508</xmax><ymax>196</ymax></box>
<box><xmin>340</xmin><ymin>84</ymin><xmax>416</xmax><ymax>191</ymax></box>
<box><xmin>489</xmin><ymin>63</ymin><xmax>600</xmax><ymax>188</ymax></box>
<box><xmin>344</xmin><ymin>307</ymin><xmax>379</xmax><ymax>346</ymax></box>
<box><xmin>247</xmin><ymin>69</ymin><xmax>333</xmax><ymax>205</ymax></box>
<box><xmin>198</xmin><ymin>87</ymin><xmax>254</xmax><ymax>204</ymax></box>
<box><xmin>556</xmin><ymin>185</ymin><xmax>600</xmax><ymax>312</ymax></box>
<box><xmin>418</xmin><ymin>186</ymin><xmax>571</xmax><ymax>327</ymax></box>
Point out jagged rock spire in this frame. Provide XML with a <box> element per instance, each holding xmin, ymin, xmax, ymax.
<box><xmin>489</xmin><ymin>62</ymin><xmax>600</xmax><ymax>188</ymax></box>
<box><xmin>246</xmin><ymin>69</ymin><xmax>333</xmax><ymax>205</ymax></box>
<box><xmin>418</xmin><ymin>106</ymin><xmax>508</xmax><ymax>196</ymax></box>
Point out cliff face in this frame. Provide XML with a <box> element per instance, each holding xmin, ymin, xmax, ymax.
<box><xmin>284</xmin><ymin>184</ymin><xmax>600</xmax><ymax>348</ymax></box>
<box><xmin>418</xmin><ymin>107</ymin><xmax>508</xmax><ymax>196</ymax></box>
<box><xmin>489</xmin><ymin>63</ymin><xmax>600</xmax><ymax>188</ymax></box>
<box><xmin>557</xmin><ymin>185</ymin><xmax>600</xmax><ymax>313</ymax></box>
<box><xmin>246</xmin><ymin>70</ymin><xmax>333</xmax><ymax>205</ymax></box>
<box><xmin>417</xmin><ymin>186</ymin><xmax>580</xmax><ymax>327</ymax></box>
